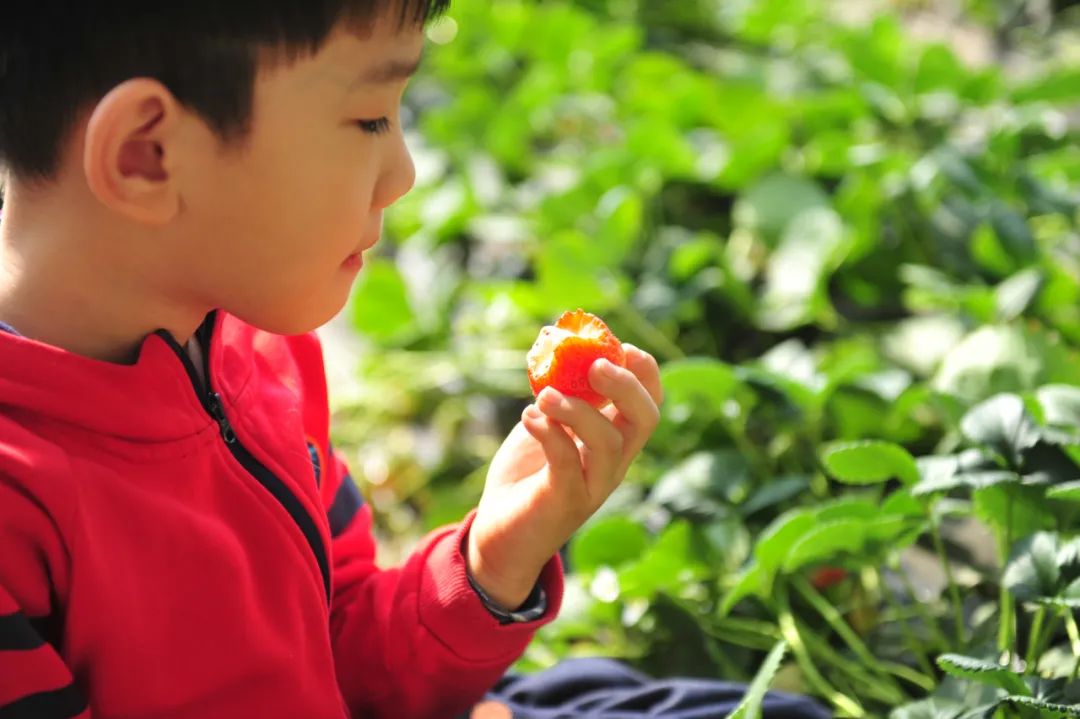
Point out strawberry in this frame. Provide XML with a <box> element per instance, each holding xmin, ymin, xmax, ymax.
<box><xmin>810</xmin><ymin>566</ymin><xmax>849</xmax><ymax>591</ymax></box>
<box><xmin>527</xmin><ymin>309</ymin><xmax>626</xmax><ymax>408</ymax></box>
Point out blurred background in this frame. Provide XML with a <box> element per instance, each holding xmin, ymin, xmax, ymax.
<box><xmin>325</xmin><ymin>0</ymin><xmax>1080</xmax><ymax>713</ymax></box>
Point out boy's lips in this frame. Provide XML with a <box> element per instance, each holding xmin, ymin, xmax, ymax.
<box><xmin>342</xmin><ymin>237</ymin><xmax>378</xmax><ymax>271</ymax></box>
<box><xmin>342</xmin><ymin>252</ymin><xmax>364</xmax><ymax>271</ymax></box>
<box><xmin>343</xmin><ymin>230</ymin><xmax>381</xmax><ymax>270</ymax></box>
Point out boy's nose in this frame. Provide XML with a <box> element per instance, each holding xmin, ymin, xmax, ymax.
<box><xmin>373</xmin><ymin>135</ymin><xmax>416</xmax><ymax>210</ymax></box>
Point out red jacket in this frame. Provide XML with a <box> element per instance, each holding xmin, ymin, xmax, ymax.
<box><xmin>0</xmin><ymin>311</ymin><xmax>563</xmax><ymax>719</ymax></box>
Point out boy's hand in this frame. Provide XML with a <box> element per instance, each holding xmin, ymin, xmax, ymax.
<box><xmin>466</xmin><ymin>345</ymin><xmax>663</xmax><ymax>610</ymax></box>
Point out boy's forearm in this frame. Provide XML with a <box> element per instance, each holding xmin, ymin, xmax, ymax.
<box><xmin>329</xmin><ymin>509</ymin><xmax>564</xmax><ymax>719</ymax></box>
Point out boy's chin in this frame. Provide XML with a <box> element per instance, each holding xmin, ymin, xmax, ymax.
<box><xmin>230</xmin><ymin>298</ymin><xmax>348</xmax><ymax>337</ymax></box>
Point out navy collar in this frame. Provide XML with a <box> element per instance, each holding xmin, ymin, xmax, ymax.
<box><xmin>0</xmin><ymin>321</ymin><xmax>20</xmax><ymax>336</ymax></box>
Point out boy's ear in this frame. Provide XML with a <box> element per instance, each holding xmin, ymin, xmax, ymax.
<box><xmin>83</xmin><ymin>78</ymin><xmax>182</xmax><ymax>226</ymax></box>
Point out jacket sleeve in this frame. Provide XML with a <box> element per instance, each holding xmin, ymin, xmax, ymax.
<box><xmin>324</xmin><ymin>457</ymin><xmax>564</xmax><ymax>719</ymax></box>
<box><xmin>0</xmin><ymin>478</ymin><xmax>91</xmax><ymax>719</ymax></box>
<box><xmin>285</xmin><ymin>331</ymin><xmax>565</xmax><ymax>719</ymax></box>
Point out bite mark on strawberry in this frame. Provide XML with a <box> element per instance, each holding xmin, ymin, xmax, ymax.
<box><xmin>527</xmin><ymin>309</ymin><xmax>626</xmax><ymax>408</ymax></box>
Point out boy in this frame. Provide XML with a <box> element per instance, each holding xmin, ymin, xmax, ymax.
<box><xmin>0</xmin><ymin>2</ymin><xmax>665</xmax><ymax>718</ymax></box>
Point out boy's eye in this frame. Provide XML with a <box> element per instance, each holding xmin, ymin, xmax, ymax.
<box><xmin>356</xmin><ymin>117</ymin><xmax>391</xmax><ymax>135</ymax></box>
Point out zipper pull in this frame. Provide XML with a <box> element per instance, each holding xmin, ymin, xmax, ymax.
<box><xmin>207</xmin><ymin>392</ymin><xmax>238</xmax><ymax>444</ymax></box>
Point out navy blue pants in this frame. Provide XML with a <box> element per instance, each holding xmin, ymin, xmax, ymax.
<box><xmin>464</xmin><ymin>658</ymin><xmax>831</xmax><ymax>718</ymax></box>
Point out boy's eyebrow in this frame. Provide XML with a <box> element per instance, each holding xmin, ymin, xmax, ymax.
<box><xmin>355</xmin><ymin>52</ymin><xmax>424</xmax><ymax>85</ymax></box>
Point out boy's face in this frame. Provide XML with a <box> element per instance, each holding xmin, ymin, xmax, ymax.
<box><xmin>177</xmin><ymin>16</ymin><xmax>422</xmax><ymax>335</ymax></box>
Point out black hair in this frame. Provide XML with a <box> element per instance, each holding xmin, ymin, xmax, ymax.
<box><xmin>0</xmin><ymin>1</ymin><xmax>449</xmax><ymax>180</ymax></box>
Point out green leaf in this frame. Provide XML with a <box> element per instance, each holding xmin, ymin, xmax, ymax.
<box><xmin>1013</xmin><ymin>66</ymin><xmax>1080</xmax><ymax>104</ymax></box>
<box><xmin>1037</xmin><ymin>385</ymin><xmax>1080</xmax><ymax>441</ymax></box>
<box><xmin>865</xmin><ymin>514</ymin><xmax>924</xmax><ymax>550</ymax></box>
<box><xmin>536</xmin><ymin>230</ymin><xmax>620</xmax><ymax>313</ymax></box>
<box><xmin>988</xmin><ymin>204</ymin><xmax>1037</xmax><ymax>268</ymax></box>
<box><xmin>349</xmin><ymin>259</ymin><xmax>419</xmax><ymax>345</ymax></box>
<box><xmin>660</xmin><ymin>358</ymin><xmax>741</xmax><ymax>424</ymax></box>
<box><xmin>884</xmin><ymin>315</ymin><xmax>966</xmax><ymax>377</ymax></box>
<box><xmin>618</xmin><ymin>521</ymin><xmax>708</xmax><ymax>600</ymax></box>
<box><xmin>736</xmin><ymin>173</ymin><xmax>830</xmax><ymax>245</ymax></box>
<box><xmin>753</xmin><ymin>509</ymin><xmax>817</xmax><ymax>574</ymax></box>
<box><xmin>719</xmin><ymin>561</ymin><xmax>767</xmax><ymax>615</ymax></box>
<box><xmin>1001</xmin><ymin>695</ymin><xmax>1080</xmax><ymax>716</ymax></box>
<box><xmin>1020</xmin><ymin>442</ymin><xmax>1080</xmax><ymax>485</ymax></box>
<box><xmin>570</xmin><ymin>516</ymin><xmax>650</xmax><ymax>573</ymax></box>
<box><xmin>822</xmin><ymin>440</ymin><xmax>919</xmax><ymax>485</ymax></box>
<box><xmin>914</xmin><ymin>44</ymin><xmax>966</xmax><ymax>95</ymax></box>
<box><xmin>595</xmin><ymin>186</ymin><xmax>644</xmax><ymax>263</ymax></box>
<box><xmin>935</xmin><ymin>654</ymin><xmax>1030</xmax><ymax>696</ymax></box>
<box><xmin>891</xmin><ymin>674</ymin><xmax>1009</xmax><ymax>718</ymax></box>
<box><xmin>650</xmin><ymin>450</ymin><xmax>753</xmax><ymax>519</ymax></box>
<box><xmin>880</xmin><ymin>489</ymin><xmax>926</xmax><ymax>517</ymax></box>
<box><xmin>1004</xmin><ymin>532</ymin><xmax>1061</xmax><ymax>602</ymax></box>
<box><xmin>1032</xmin><ymin>595</ymin><xmax>1080</xmax><ymax>610</ymax></box>
<box><xmin>758</xmin><ymin>207</ymin><xmax>849</xmax><ymax>331</ymax></box>
<box><xmin>933</xmin><ymin>325</ymin><xmax>1080</xmax><ymax>403</ymax></box>
<box><xmin>736</xmin><ymin>363</ymin><xmax>821</xmax><ymax>417</ymax></box>
<box><xmin>1003</xmin><ymin>532</ymin><xmax>1080</xmax><ymax>604</ymax></box>
<box><xmin>890</xmin><ymin>698</ymin><xmax>993</xmax><ymax>719</ymax></box>
<box><xmin>972</xmin><ymin>221</ymin><xmax>1019</xmax><ymax>277</ymax></box>
<box><xmin>735</xmin><ymin>0</ymin><xmax>821</xmax><ymax>43</ymax></box>
<box><xmin>815</xmin><ymin>498</ymin><xmax>880</xmax><ymax>522</ymax></box>
<box><xmin>912</xmin><ymin>470</ymin><xmax>1019</xmax><ymax>497</ymax></box>
<box><xmin>739</xmin><ymin>476</ymin><xmax>811</xmax><ymax>517</ymax></box>
<box><xmin>1047</xmin><ymin>480</ymin><xmax>1080</xmax><ymax>503</ymax></box>
<box><xmin>960</xmin><ymin>394</ymin><xmax>1041</xmax><ymax>465</ymax></box>
<box><xmin>995</xmin><ymin>269</ymin><xmax>1042</xmax><ymax>322</ymax></box>
<box><xmin>725</xmin><ymin>640</ymin><xmax>789</xmax><ymax>719</ymax></box>
<box><xmin>783</xmin><ymin>518</ymin><xmax>867</xmax><ymax>571</ymax></box>
<box><xmin>974</xmin><ymin>483</ymin><xmax>1055</xmax><ymax>542</ymax></box>
<box><xmin>914</xmin><ymin>450</ymin><xmax>999</xmax><ymax>494</ymax></box>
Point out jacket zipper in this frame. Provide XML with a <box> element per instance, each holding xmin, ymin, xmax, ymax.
<box><xmin>157</xmin><ymin>313</ymin><xmax>331</xmax><ymax>604</ymax></box>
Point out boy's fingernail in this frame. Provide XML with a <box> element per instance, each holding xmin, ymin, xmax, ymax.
<box><xmin>523</xmin><ymin>405</ymin><xmax>542</xmax><ymax>420</ymax></box>
<box><xmin>539</xmin><ymin>387</ymin><xmax>563</xmax><ymax>405</ymax></box>
<box><xmin>596</xmin><ymin>359</ymin><xmax>617</xmax><ymax>377</ymax></box>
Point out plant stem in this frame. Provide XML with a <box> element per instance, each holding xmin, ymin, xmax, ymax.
<box><xmin>893</xmin><ymin>556</ymin><xmax>950</xmax><ymax>651</ymax></box>
<box><xmin>1024</xmin><ymin>605</ymin><xmax>1046</xmax><ymax>674</ymax></box>
<box><xmin>879</xmin><ymin>660</ymin><xmax>936</xmax><ymax>693</ymax></box>
<box><xmin>875</xmin><ymin>567</ymin><xmax>936</xmax><ymax>677</ymax></box>
<box><xmin>997</xmin><ymin>499</ymin><xmax>1015</xmax><ymax>661</ymax></box>
<box><xmin>793</xmin><ymin>577</ymin><xmax>906</xmax><ymax>693</ymax></box>
<box><xmin>709</xmin><ymin>617</ymin><xmax>781</xmax><ymax>651</ymax></box>
<box><xmin>722</xmin><ymin>418</ymin><xmax>772</xmax><ymax>478</ymax></box>
<box><xmin>776</xmin><ymin>583</ymin><xmax>866</xmax><ymax>717</ymax></box>
<box><xmin>797</xmin><ymin>577</ymin><xmax>934</xmax><ymax>694</ymax></box>
<box><xmin>998</xmin><ymin>573</ymin><xmax>1015</xmax><ymax>662</ymax></box>
<box><xmin>794</xmin><ymin>618</ymin><xmax>910</xmax><ymax>705</ymax></box>
<box><xmin>1064</xmin><ymin>609</ymin><xmax>1080</xmax><ymax>681</ymax></box>
<box><xmin>704</xmin><ymin>633</ymin><xmax>746</xmax><ymax>682</ymax></box>
<box><xmin>610</xmin><ymin>302</ymin><xmax>686</xmax><ymax>363</ymax></box>
<box><xmin>1033</xmin><ymin>610</ymin><xmax>1060</xmax><ymax>676</ymax></box>
<box><xmin>929</xmin><ymin>510</ymin><xmax>965</xmax><ymax>646</ymax></box>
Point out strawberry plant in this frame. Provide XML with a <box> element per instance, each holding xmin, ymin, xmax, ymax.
<box><xmin>329</xmin><ymin>0</ymin><xmax>1080</xmax><ymax>713</ymax></box>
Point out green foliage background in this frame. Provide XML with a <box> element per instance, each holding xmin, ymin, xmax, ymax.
<box><xmin>331</xmin><ymin>0</ymin><xmax>1080</xmax><ymax>714</ymax></box>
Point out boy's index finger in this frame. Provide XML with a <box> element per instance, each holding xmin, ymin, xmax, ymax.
<box><xmin>621</xmin><ymin>344</ymin><xmax>663</xmax><ymax>406</ymax></box>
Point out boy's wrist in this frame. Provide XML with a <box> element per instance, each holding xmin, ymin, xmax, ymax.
<box><xmin>464</xmin><ymin>527</ymin><xmax>542</xmax><ymax>611</ymax></box>
<box><xmin>465</xmin><ymin>565</ymin><xmax>548</xmax><ymax>624</ymax></box>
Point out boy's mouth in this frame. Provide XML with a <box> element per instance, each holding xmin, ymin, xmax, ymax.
<box><xmin>344</xmin><ymin>227</ymin><xmax>381</xmax><ymax>270</ymax></box>
<box><xmin>342</xmin><ymin>252</ymin><xmax>364</xmax><ymax>271</ymax></box>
